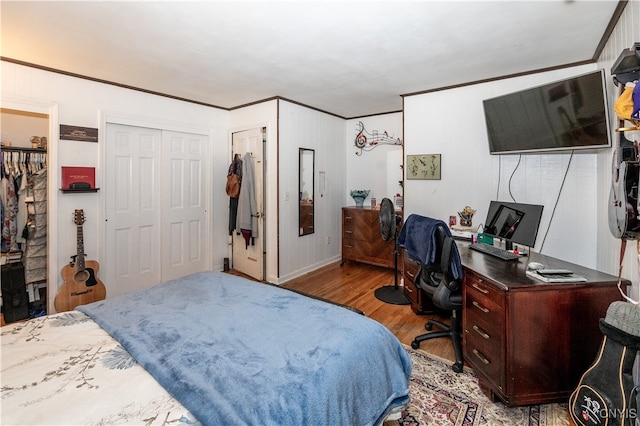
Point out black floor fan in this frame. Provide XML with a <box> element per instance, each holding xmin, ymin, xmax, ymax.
<box><xmin>375</xmin><ymin>198</ymin><xmax>410</xmax><ymax>305</ymax></box>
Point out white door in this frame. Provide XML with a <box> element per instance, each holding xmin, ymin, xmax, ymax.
<box><xmin>161</xmin><ymin>131</ymin><xmax>207</xmax><ymax>281</ymax></box>
<box><xmin>231</xmin><ymin>128</ymin><xmax>265</xmax><ymax>281</ymax></box>
<box><xmin>105</xmin><ymin>124</ymin><xmax>162</xmax><ymax>297</ymax></box>
<box><xmin>105</xmin><ymin>124</ymin><xmax>208</xmax><ymax>297</ymax></box>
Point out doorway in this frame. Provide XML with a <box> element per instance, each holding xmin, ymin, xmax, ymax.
<box><xmin>1</xmin><ymin>108</ymin><xmax>49</xmax><ymax>321</ymax></box>
<box><xmin>105</xmin><ymin>123</ymin><xmax>208</xmax><ymax>297</ymax></box>
<box><xmin>231</xmin><ymin>127</ymin><xmax>265</xmax><ymax>281</ymax></box>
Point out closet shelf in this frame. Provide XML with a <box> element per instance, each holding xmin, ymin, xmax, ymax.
<box><xmin>59</xmin><ymin>188</ymin><xmax>100</xmax><ymax>193</ymax></box>
<box><xmin>1</xmin><ymin>146</ymin><xmax>47</xmax><ymax>153</ymax></box>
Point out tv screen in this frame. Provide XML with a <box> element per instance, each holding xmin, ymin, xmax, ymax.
<box><xmin>482</xmin><ymin>201</ymin><xmax>544</xmax><ymax>248</ymax></box>
<box><xmin>483</xmin><ymin>70</ymin><xmax>611</xmax><ymax>154</ymax></box>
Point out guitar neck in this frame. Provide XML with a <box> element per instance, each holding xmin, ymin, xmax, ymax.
<box><xmin>76</xmin><ymin>223</ymin><xmax>86</xmax><ymax>271</ymax></box>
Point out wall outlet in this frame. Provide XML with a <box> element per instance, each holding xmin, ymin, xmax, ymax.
<box><xmin>285</xmin><ymin>191</ymin><xmax>290</xmax><ymax>201</ymax></box>
<box><xmin>326</xmin><ymin>236</ymin><xmax>331</xmax><ymax>245</ymax></box>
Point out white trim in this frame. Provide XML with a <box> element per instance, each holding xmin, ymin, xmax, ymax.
<box><xmin>229</xmin><ymin>122</ymin><xmax>275</xmax><ymax>281</ymax></box>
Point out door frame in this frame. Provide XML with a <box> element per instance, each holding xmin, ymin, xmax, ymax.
<box><xmin>228</xmin><ymin>122</ymin><xmax>276</xmax><ymax>282</ymax></box>
<box><xmin>99</xmin><ymin>111</ymin><xmax>213</xmax><ymax>284</ymax></box>
<box><xmin>1</xmin><ymin>95</ymin><xmax>60</xmax><ymax>314</ymax></box>
<box><xmin>231</xmin><ymin>127</ymin><xmax>266</xmax><ymax>281</ymax></box>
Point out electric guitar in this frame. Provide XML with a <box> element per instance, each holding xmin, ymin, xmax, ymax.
<box><xmin>54</xmin><ymin>209</ymin><xmax>106</xmax><ymax>312</ymax></box>
<box><xmin>608</xmin><ymin>129</ymin><xmax>640</xmax><ymax>240</ymax></box>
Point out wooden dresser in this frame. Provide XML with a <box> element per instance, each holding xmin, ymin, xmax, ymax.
<box><xmin>459</xmin><ymin>241</ymin><xmax>629</xmax><ymax>406</ymax></box>
<box><xmin>341</xmin><ymin>206</ymin><xmax>397</xmax><ymax>268</ymax></box>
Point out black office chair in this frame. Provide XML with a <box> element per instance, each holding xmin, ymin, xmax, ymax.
<box><xmin>410</xmin><ymin>226</ymin><xmax>464</xmax><ymax>373</ymax></box>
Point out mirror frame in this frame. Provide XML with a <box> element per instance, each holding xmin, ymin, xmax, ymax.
<box><xmin>299</xmin><ymin>148</ymin><xmax>315</xmax><ymax>236</ymax></box>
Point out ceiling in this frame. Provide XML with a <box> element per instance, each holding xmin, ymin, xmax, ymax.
<box><xmin>0</xmin><ymin>1</ymin><xmax>622</xmax><ymax>118</ymax></box>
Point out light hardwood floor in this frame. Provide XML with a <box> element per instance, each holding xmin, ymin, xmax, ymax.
<box><xmin>278</xmin><ymin>261</ymin><xmax>457</xmax><ymax>363</ymax></box>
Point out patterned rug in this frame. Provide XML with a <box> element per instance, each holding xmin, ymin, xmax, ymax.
<box><xmin>397</xmin><ymin>346</ymin><xmax>570</xmax><ymax>426</ymax></box>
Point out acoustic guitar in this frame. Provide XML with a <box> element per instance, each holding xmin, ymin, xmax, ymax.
<box><xmin>608</xmin><ymin>128</ymin><xmax>640</xmax><ymax>240</ymax></box>
<box><xmin>54</xmin><ymin>209</ymin><xmax>106</xmax><ymax>312</ymax></box>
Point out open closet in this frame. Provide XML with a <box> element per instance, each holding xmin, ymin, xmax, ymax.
<box><xmin>1</xmin><ymin>108</ymin><xmax>49</xmax><ymax>324</ymax></box>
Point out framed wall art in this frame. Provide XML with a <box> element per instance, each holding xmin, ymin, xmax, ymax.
<box><xmin>60</xmin><ymin>125</ymin><xmax>98</xmax><ymax>142</ymax></box>
<box><xmin>406</xmin><ymin>154</ymin><xmax>441</xmax><ymax>180</ymax></box>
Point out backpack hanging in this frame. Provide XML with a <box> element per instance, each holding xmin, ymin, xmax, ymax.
<box><xmin>226</xmin><ymin>156</ymin><xmax>241</xmax><ymax>198</ymax></box>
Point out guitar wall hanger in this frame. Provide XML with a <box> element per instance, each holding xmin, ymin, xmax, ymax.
<box><xmin>611</xmin><ymin>42</ymin><xmax>640</xmax><ymax>87</ymax></box>
<box><xmin>68</xmin><ymin>254</ymin><xmax>85</xmax><ymax>266</ymax></box>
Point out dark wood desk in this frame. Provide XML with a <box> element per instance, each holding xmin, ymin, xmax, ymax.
<box><xmin>459</xmin><ymin>241</ymin><xmax>629</xmax><ymax>406</ymax></box>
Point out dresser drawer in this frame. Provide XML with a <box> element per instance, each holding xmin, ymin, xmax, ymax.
<box><xmin>341</xmin><ymin>207</ymin><xmax>400</xmax><ymax>269</ymax></box>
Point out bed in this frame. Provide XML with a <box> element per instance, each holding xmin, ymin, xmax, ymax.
<box><xmin>1</xmin><ymin>271</ymin><xmax>411</xmax><ymax>425</ymax></box>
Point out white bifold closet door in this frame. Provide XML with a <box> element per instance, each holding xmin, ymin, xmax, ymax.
<box><xmin>105</xmin><ymin>124</ymin><xmax>207</xmax><ymax>298</ymax></box>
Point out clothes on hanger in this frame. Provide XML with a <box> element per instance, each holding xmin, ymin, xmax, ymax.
<box><xmin>227</xmin><ymin>154</ymin><xmax>243</xmax><ymax>235</ymax></box>
<box><xmin>236</xmin><ymin>152</ymin><xmax>258</xmax><ymax>248</ymax></box>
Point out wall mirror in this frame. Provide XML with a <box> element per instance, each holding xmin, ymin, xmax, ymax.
<box><xmin>299</xmin><ymin>148</ymin><xmax>315</xmax><ymax>236</ymax></box>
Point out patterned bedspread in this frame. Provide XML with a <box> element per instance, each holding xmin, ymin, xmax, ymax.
<box><xmin>1</xmin><ymin>311</ymin><xmax>199</xmax><ymax>425</ymax></box>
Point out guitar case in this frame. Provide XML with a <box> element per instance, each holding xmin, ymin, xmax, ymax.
<box><xmin>569</xmin><ymin>301</ymin><xmax>640</xmax><ymax>426</ymax></box>
<box><xmin>1</xmin><ymin>262</ymin><xmax>29</xmax><ymax>323</ymax></box>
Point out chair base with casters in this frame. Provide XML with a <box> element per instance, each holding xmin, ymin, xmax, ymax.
<box><xmin>411</xmin><ymin>309</ymin><xmax>464</xmax><ymax>373</ymax></box>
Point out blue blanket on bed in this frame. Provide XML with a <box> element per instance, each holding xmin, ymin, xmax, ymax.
<box><xmin>78</xmin><ymin>271</ymin><xmax>411</xmax><ymax>426</ymax></box>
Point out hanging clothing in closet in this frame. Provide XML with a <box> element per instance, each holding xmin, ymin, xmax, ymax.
<box><xmin>236</xmin><ymin>152</ymin><xmax>258</xmax><ymax>248</ymax></box>
<box><xmin>1</xmin><ymin>150</ymin><xmax>47</xmax><ymax>275</ymax></box>
<box><xmin>227</xmin><ymin>154</ymin><xmax>242</xmax><ymax>236</ymax></box>
<box><xmin>23</xmin><ymin>168</ymin><xmax>47</xmax><ymax>284</ymax></box>
<box><xmin>2</xmin><ymin>151</ymin><xmax>20</xmax><ymax>252</ymax></box>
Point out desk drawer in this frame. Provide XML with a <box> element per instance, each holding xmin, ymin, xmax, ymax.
<box><xmin>465</xmin><ymin>273</ymin><xmax>503</xmax><ymax>313</ymax></box>
<box><xmin>464</xmin><ymin>305</ymin><xmax>503</xmax><ymax>340</ymax></box>
<box><xmin>464</xmin><ymin>326</ymin><xmax>503</xmax><ymax>385</ymax></box>
<box><xmin>403</xmin><ymin>251</ymin><xmax>434</xmax><ymax>314</ymax></box>
<box><xmin>465</xmin><ymin>292</ymin><xmax>504</xmax><ymax>334</ymax></box>
<box><xmin>403</xmin><ymin>254</ymin><xmax>420</xmax><ymax>284</ymax></box>
<box><xmin>463</xmin><ymin>269</ymin><xmax>505</xmax><ymax>391</ymax></box>
<box><xmin>403</xmin><ymin>274</ymin><xmax>419</xmax><ymax>306</ymax></box>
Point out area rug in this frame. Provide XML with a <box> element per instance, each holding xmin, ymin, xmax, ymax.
<box><xmin>398</xmin><ymin>346</ymin><xmax>570</xmax><ymax>426</ymax></box>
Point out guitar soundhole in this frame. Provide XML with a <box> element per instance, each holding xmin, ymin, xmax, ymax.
<box><xmin>74</xmin><ymin>270</ymin><xmax>90</xmax><ymax>282</ymax></box>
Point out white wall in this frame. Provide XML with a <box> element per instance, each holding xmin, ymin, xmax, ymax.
<box><xmin>404</xmin><ymin>63</ymin><xmax>601</xmax><ymax>268</ymax></box>
<box><xmin>345</xmin><ymin>113</ymin><xmax>403</xmax><ymax>206</ymax></box>
<box><xmin>1</xmin><ymin>109</ymin><xmax>48</xmax><ymax>147</ymax></box>
<box><xmin>278</xmin><ymin>101</ymin><xmax>346</xmax><ymax>282</ymax></box>
<box><xmin>1</xmin><ymin>61</ymin><xmax>230</xmax><ymax>312</ymax></box>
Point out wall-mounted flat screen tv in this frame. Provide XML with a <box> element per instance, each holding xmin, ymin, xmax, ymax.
<box><xmin>483</xmin><ymin>70</ymin><xmax>611</xmax><ymax>154</ymax></box>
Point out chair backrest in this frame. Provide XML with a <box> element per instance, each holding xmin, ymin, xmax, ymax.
<box><xmin>417</xmin><ymin>227</ymin><xmax>462</xmax><ymax>311</ymax></box>
<box><xmin>415</xmin><ymin>225</ymin><xmax>446</xmax><ymax>287</ymax></box>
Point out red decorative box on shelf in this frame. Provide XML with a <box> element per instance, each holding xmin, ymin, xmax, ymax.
<box><xmin>61</xmin><ymin>166</ymin><xmax>95</xmax><ymax>190</ymax></box>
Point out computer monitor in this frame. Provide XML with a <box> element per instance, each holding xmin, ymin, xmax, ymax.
<box><xmin>482</xmin><ymin>201</ymin><xmax>544</xmax><ymax>248</ymax></box>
